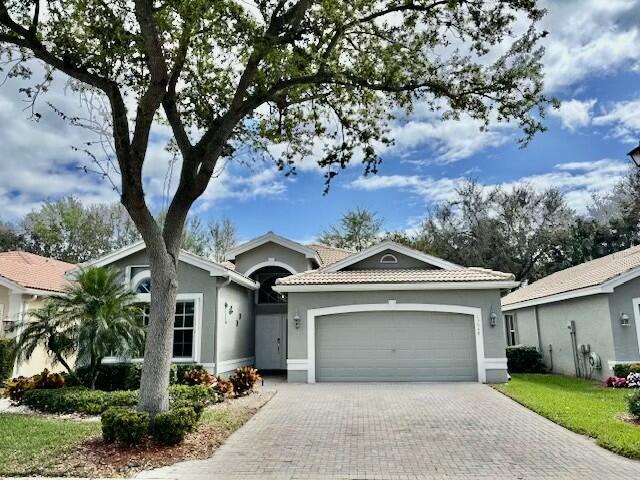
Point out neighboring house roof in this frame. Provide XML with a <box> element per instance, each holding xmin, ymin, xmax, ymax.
<box><xmin>0</xmin><ymin>251</ymin><xmax>75</xmax><ymax>294</ymax></box>
<box><xmin>225</xmin><ymin>232</ymin><xmax>321</xmax><ymax>264</ymax></box>
<box><xmin>78</xmin><ymin>241</ymin><xmax>258</xmax><ymax>290</ymax></box>
<box><xmin>502</xmin><ymin>244</ymin><xmax>640</xmax><ymax>310</ymax></box>
<box><xmin>307</xmin><ymin>243</ymin><xmax>353</xmax><ymax>267</ymax></box>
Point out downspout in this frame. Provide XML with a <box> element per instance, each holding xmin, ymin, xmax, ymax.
<box><xmin>534</xmin><ymin>305</ymin><xmax>542</xmax><ymax>353</ymax></box>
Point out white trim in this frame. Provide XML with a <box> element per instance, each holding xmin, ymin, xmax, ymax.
<box><xmin>607</xmin><ymin>360</ymin><xmax>640</xmax><ymax>372</ymax></box>
<box><xmin>380</xmin><ymin>253</ymin><xmax>398</xmax><ymax>264</ymax></box>
<box><xmin>502</xmin><ymin>265</ymin><xmax>640</xmax><ymax>311</ymax></box>
<box><xmin>483</xmin><ymin>358</ymin><xmax>508</xmax><ymax>370</ymax></box>
<box><xmin>305</xmin><ymin>303</ymin><xmax>486</xmax><ymax>384</ymax></box>
<box><xmin>274</xmin><ymin>280</ymin><xmax>519</xmax><ymax>293</ymax></box>
<box><xmin>632</xmin><ymin>297</ymin><xmax>640</xmax><ymax>357</ymax></box>
<box><xmin>0</xmin><ymin>275</ymin><xmax>25</xmax><ymax>293</ymax></box>
<box><xmin>225</xmin><ymin>232</ymin><xmax>321</xmax><ymax>263</ymax></box>
<box><xmin>244</xmin><ymin>259</ymin><xmax>298</xmax><ymax>277</ymax></box>
<box><xmin>286</xmin><ymin>359</ymin><xmax>309</xmax><ymax>370</ymax></box>
<box><xmin>217</xmin><ymin>356</ymin><xmax>255</xmax><ymax>373</ymax></box>
<box><xmin>130</xmin><ymin>269</ymin><xmax>151</xmax><ymax>292</ymax></box>
<box><xmin>323</xmin><ymin>240</ymin><xmax>462</xmax><ymax>272</ymax></box>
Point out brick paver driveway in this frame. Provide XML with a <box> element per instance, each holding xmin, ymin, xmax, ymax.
<box><xmin>137</xmin><ymin>383</ymin><xmax>639</xmax><ymax>480</ymax></box>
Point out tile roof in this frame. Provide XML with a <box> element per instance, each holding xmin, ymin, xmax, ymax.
<box><xmin>307</xmin><ymin>243</ymin><xmax>354</xmax><ymax>266</ymax></box>
<box><xmin>0</xmin><ymin>251</ymin><xmax>75</xmax><ymax>293</ymax></box>
<box><xmin>276</xmin><ymin>267</ymin><xmax>514</xmax><ymax>286</ymax></box>
<box><xmin>502</xmin><ymin>244</ymin><xmax>640</xmax><ymax>306</ymax></box>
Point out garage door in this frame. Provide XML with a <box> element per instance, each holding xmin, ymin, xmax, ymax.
<box><xmin>316</xmin><ymin>310</ymin><xmax>477</xmax><ymax>382</ymax></box>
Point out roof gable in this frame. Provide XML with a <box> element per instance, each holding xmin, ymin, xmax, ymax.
<box><xmin>225</xmin><ymin>232</ymin><xmax>320</xmax><ymax>263</ymax></box>
<box><xmin>323</xmin><ymin>240</ymin><xmax>462</xmax><ymax>272</ymax></box>
<box><xmin>0</xmin><ymin>251</ymin><xmax>75</xmax><ymax>294</ymax></box>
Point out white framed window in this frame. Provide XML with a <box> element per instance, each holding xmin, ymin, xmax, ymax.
<box><xmin>380</xmin><ymin>253</ymin><xmax>398</xmax><ymax>264</ymax></box>
<box><xmin>504</xmin><ymin>313</ymin><xmax>518</xmax><ymax>346</ymax></box>
<box><xmin>130</xmin><ymin>269</ymin><xmax>151</xmax><ymax>293</ymax></box>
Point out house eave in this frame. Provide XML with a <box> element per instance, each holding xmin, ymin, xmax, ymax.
<box><xmin>273</xmin><ymin>280</ymin><xmax>520</xmax><ymax>293</ymax></box>
<box><xmin>224</xmin><ymin>231</ymin><xmax>321</xmax><ymax>264</ymax></box>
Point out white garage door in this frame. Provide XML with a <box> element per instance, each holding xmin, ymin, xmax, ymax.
<box><xmin>316</xmin><ymin>310</ymin><xmax>477</xmax><ymax>382</ymax></box>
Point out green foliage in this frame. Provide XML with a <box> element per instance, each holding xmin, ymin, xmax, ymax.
<box><xmin>210</xmin><ymin>217</ymin><xmax>237</xmax><ymax>263</ymax></box>
<box><xmin>150</xmin><ymin>407</ymin><xmax>198</xmax><ymax>445</ymax></box>
<box><xmin>0</xmin><ymin>337</ymin><xmax>15</xmax><ymax>381</ymax></box>
<box><xmin>229</xmin><ymin>367</ymin><xmax>261</xmax><ymax>397</ymax></box>
<box><xmin>22</xmin><ymin>387</ymin><xmax>138</xmax><ymax>415</ymax></box>
<box><xmin>0</xmin><ymin>221</ymin><xmax>23</xmax><ymax>252</ymax></box>
<box><xmin>628</xmin><ymin>389</ymin><xmax>640</xmax><ymax>418</ymax></box>
<box><xmin>5</xmin><ymin>369</ymin><xmax>65</xmax><ymax>402</ymax></box>
<box><xmin>171</xmin><ymin>399</ymin><xmax>205</xmax><ymax>421</ymax></box>
<box><xmin>170</xmin><ymin>384</ymin><xmax>220</xmax><ymax>405</ymax></box>
<box><xmin>319</xmin><ymin>208</ymin><xmax>381</xmax><ymax>252</ymax></box>
<box><xmin>101</xmin><ymin>407</ymin><xmax>149</xmax><ymax>445</ymax></box>
<box><xmin>506</xmin><ymin>346</ymin><xmax>545</xmax><ymax>373</ymax></box>
<box><xmin>613</xmin><ymin>363</ymin><xmax>640</xmax><ymax>379</ymax></box>
<box><xmin>181</xmin><ymin>366</ymin><xmax>213</xmax><ymax>386</ymax></box>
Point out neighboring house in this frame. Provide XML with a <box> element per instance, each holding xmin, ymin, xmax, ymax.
<box><xmin>72</xmin><ymin>232</ymin><xmax>518</xmax><ymax>383</ymax></box>
<box><xmin>0</xmin><ymin>251</ymin><xmax>75</xmax><ymax>376</ymax></box>
<box><xmin>502</xmin><ymin>245</ymin><xmax>640</xmax><ymax>380</ymax></box>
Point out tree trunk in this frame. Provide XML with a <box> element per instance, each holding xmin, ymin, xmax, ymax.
<box><xmin>137</xmin><ymin>244</ymin><xmax>179</xmax><ymax>414</ymax></box>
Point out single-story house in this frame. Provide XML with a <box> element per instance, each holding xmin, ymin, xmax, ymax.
<box><xmin>502</xmin><ymin>245</ymin><xmax>640</xmax><ymax>380</ymax></box>
<box><xmin>0</xmin><ymin>251</ymin><xmax>75</xmax><ymax>376</ymax></box>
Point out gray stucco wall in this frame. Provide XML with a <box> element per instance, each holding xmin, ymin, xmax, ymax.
<box><xmin>233</xmin><ymin>242</ymin><xmax>313</xmax><ymax>275</ymax></box>
<box><xmin>512</xmin><ymin>306</ymin><xmax>540</xmax><ymax>350</ymax></box>
<box><xmin>216</xmin><ymin>281</ymin><xmax>255</xmax><ymax>368</ymax></box>
<box><xmin>108</xmin><ymin>249</ymin><xmax>219</xmax><ymax>365</ymax></box>
<box><xmin>608</xmin><ymin>276</ymin><xmax>640</xmax><ymax>362</ymax></box>
<box><xmin>287</xmin><ymin>289</ymin><xmax>507</xmax><ymax>382</ymax></box>
<box><xmin>510</xmin><ymin>295</ymin><xmax>614</xmax><ymax>380</ymax></box>
<box><xmin>345</xmin><ymin>250</ymin><xmax>435</xmax><ymax>270</ymax></box>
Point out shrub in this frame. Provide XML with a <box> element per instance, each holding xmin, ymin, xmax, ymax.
<box><xmin>229</xmin><ymin>367</ymin><xmax>261</xmax><ymax>396</ymax></box>
<box><xmin>213</xmin><ymin>375</ymin><xmax>234</xmax><ymax>397</ymax></box>
<box><xmin>101</xmin><ymin>407</ymin><xmax>149</xmax><ymax>445</ymax></box>
<box><xmin>6</xmin><ymin>369</ymin><xmax>65</xmax><ymax>402</ymax></box>
<box><xmin>613</xmin><ymin>363</ymin><xmax>640</xmax><ymax>379</ymax></box>
<box><xmin>605</xmin><ymin>377</ymin><xmax>629</xmax><ymax>388</ymax></box>
<box><xmin>75</xmin><ymin>363</ymin><xmax>178</xmax><ymax>391</ymax></box>
<box><xmin>150</xmin><ymin>407</ymin><xmax>197</xmax><ymax>445</ymax></box>
<box><xmin>169</xmin><ymin>384</ymin><xmax>220</xmax><ymax>405</ymax></box>
<box><xmin>506</xmin><ymin>346</ymin><xmax>545</xmax><ymax>373</ymax></box>
<box><xmin>628</xmin><ymin>389</ymin><xmax>640</xmax><ymax>417</ymax></box>
<box><xmin>182</xmin><ymin>367</ymin><xmax>213</xmax><ymax>386</ymax></box>
<box><xmin>0</xmin><ymin>337</ymin><xmax>15</xmax><ymax>381</ymax></box>
<box><xmin>175</xmin><ymin>363</ymin><xmax>204</xmax><ymax>384</ymax></box>
<box><xmin>22</xmin><ymin>386</ymin><xmax>138</xmax><ymax>415</ymax></box>
<box><xmin>171</xmin><ymin>399</ymin><xmax>205</xmax><ymax>421</ymax></box>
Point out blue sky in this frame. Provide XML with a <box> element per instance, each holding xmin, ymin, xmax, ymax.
<box><xmin>1</xmin><ymin>0</ymin><xmax>640</xmax><ymax>243</ymax></box>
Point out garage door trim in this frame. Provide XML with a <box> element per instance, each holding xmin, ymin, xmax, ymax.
<box><xmin>306</xmin><ymin>302</ymin><xmax>485</xmax><ymax>383</ymax></box>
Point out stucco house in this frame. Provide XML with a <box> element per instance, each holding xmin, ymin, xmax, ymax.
<box><xmin>0</xmin><ymin>251</ymin><xmax>75</xmax><ymax>376</ymax></box>
<box><xmin>87</xmin><ymin>232</ymin><xmax>517</xmax><ymax>383</ymax></box>
<box><xmin>502</xmin><ymin>245</ymin><xmax>640</xmax><ymax>380</ymax></box>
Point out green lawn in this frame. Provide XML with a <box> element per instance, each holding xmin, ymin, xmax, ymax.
<box><xmin>0</xmin><ymin>414</ymin><xmax>100</xmax><ymax>476</ymax></box>
<box><xmin>493</xmin><ymin>374</ymin><xmax>640</xmax><ymax>459</ymax></box>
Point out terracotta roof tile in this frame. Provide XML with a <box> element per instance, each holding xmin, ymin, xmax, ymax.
<box><xmin>0</xmin><ymin>251</ymin><xmax>75</xmax><ymax>293</ymax></box>
<box><xmin>307</xmin><ymin>243</ymin><xmax>354</xmax><ymax>266</ymax></box>
<box><xmin>502</xmin><ymin>244</ymin><xmax>640</xmax><ymax>306</ymax></box>
<box><xmin>276</xmin><ymin>267</ymin><xmax>514</xmax><ymax>285</ymax></box>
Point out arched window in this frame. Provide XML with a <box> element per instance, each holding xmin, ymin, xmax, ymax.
<box><xmin>380</xmin><ymin>253</ymin><xmax>398</xmax><ymax>264</ymax></box>
<box><xmin>135</xmin><ymin>277</ymin><xmax>151</xmax><ymax>293</ymax></box>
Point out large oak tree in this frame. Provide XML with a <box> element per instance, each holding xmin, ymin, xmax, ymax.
<box><xmin>0</xmin><ymin>0</ymin><xmax>550</xmax><ymax>413</ymax></box>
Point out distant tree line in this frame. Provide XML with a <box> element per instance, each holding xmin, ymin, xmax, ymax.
<box><xmin>320</xmin><ymin>164</ymin><xmax>640</xmax><ymax>283</ymax></box>
<box><xmin>0</xmin><ymin>196</ymin><xmax>237</xmax><ymax>264</ymax></box>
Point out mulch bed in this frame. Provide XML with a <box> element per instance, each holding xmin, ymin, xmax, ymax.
<box><xmin>54</xmin><ymin>391</ymin><xmax>274</xmax><ymax>478</ymax></box>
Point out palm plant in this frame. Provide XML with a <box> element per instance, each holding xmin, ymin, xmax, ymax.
<box><xmin>12</xmin><ymin>302</ymin><xmax>80</xmax><ymax>384</ymax></box>
<box><xmin>56</xmin><ymin>267</ymin><xmax>146</xmax><ymax>388</ymax></box>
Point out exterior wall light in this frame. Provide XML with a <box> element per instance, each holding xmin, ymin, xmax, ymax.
<box><xmin>294</xmin><ymin>312</ymin><xmax>301</xmax><ymax>329</ymax></box>
<box><xmin>620</xmin><ymin>313</ymin><xmax>630</xmax><ymax>327</ymax></box>
<box><xmin>490</xmin><ymin>312</ymin><xmax>497</xmax><ymax>327</ymax></box>
<box><xmin>628</xmin><ymin>142</ymin><xmax>640</xmax><ymax>167</ymax></box>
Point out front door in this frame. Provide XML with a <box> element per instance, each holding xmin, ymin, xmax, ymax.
<box><xmin>255</xmin><ymin>314</ymin><xmax>286</xmax><ymax>369</ymax></box>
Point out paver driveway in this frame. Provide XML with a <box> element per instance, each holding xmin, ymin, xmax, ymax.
<box><xmin>137</xmin><ymin>383</ymin><xmax>639</xmax><ymax>480</ymax></box>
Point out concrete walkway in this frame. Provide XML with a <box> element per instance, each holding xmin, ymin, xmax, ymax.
<box><xmin>136</xmin><ymin>383</ymin><xmax>640</xmax><ymax>480</ymax></box>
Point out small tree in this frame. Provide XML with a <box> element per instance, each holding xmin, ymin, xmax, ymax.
<box><xmin>0</xmin><ymin>0</ymin><xmax>551</xmax><ymax>412</ymax></box>
<box><xmin>319</xmin><ymin>208</ymin><xmax>382</xmax><ymax>251</ymax></box>
<box><xmin>56</xmin><ymin>268</ymin><xmax>145</xmax><ymax>388</ymax></box>
<box><xmin>210</xmin><ymin>217</ymin><xmax>237</xmax><ymax>263</ymax></box>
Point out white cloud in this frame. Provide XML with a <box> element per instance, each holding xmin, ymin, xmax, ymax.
<box><xmin>550</xmin><ymin>99</ymin><xmax>596</xmax><ymax>131</ymax></box>
<box><xmin>593</xmin><ymin>99</ymin><xmax>640</xmax><ymax>142</ymax></box>
<box><xmin>350</xmin><ymin>159</ymin><xmax>628</xmax><ymax>214</ymax></box>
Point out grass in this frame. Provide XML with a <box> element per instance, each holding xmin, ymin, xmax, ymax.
<box><xmin>0</xmin><ymin>414</ymin><xmax>100</xmax><ymax>476</ymax></box>
<box><xmin>493</xmin><ymin>374</ymin><xmax>640</xmax><ymax>459</ymax></box>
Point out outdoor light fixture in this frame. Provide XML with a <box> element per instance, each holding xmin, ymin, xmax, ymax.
<box><xmin>489</xmin><ymin>307</ymin><xmax>497</xmax><ymax>327</ymax></box>
<box><xmin>294</xmin><ymin>312</ymin><xmax>301</xmax><ymax>329</ymax></box>
<box><xmin>628</xmin><ymin>142</ymin><xmax>640</xmax><ymax>167</ymax></box>
<box><xmin>620</xmin><ymin>312</ymin><xmax>630</xmax><ymax>327</ymax></box>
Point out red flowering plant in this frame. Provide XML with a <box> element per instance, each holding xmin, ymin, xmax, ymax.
<box><xmin>605</xmin><ymin>377</ymin><xmax>628</xmax><ymax>388</ymax></box>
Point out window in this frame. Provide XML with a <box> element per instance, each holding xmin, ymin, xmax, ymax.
<box><xmin>380</xmin><ymin>253</ymin><xmax>398</xmax><ymax>264</ymax></box>
<box><xmin>504</xmin><ymin>314</ymin><xmax>518</xmax><ymax>346</ymax></box>
<box><xmin>135</xmin><ymin>277</ymin><xmax>151</xmax><ymax>293</ymax></box>
<box><xmin>138</xmin><ymin>300</ymin><xmax>195</xmax><ymax>358</ymax></box>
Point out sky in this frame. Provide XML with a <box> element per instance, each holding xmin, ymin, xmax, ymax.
<box><xmin>1</xmin><ymin>0</ymin><xmax>640</xmax><ymax>243</ymax></box>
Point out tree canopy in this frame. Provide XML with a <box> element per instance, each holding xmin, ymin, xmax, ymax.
<box><xmin>319</xmin><ymin>207</ymin><xmax>382</xmax><ymax>251</ymax></box>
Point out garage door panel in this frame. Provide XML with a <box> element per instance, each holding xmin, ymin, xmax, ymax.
<box><xmin>316</xmin><ymin>310</ymin><xmax>477</xmax><ymax>382</ymax></box>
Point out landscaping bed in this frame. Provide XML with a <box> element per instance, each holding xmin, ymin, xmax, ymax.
<box><xmin>493</xmin><ymin>374</ymin><xmax>640</xmax><ymax>459</ymax></box>
<box><xmin>0</xmin><ymin>391</ymin><xmax>273</xmax><ymax>477</ymax></box>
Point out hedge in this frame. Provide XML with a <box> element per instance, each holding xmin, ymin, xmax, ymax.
<box><xmin>75</xmin><ymin>363</ymin><xmax>179</xmax><ymax>391</ymax></box>
<box><xmin>506</xmin><ymin>345</ymin><xmax>545</xmax><ymax>373</ymax></box>
<box><xmin>0</xmin><ymin>337</ymin><xmax>15</xmax><ymax>381</ymax></box>
<box><xmin>101</xmin><ymin>407</ymin><xmax>149</xmax><ymax>445</ymax></box>
<box><xmin>612</xmin><ymin>363</ymin><xmax>640</xmax><ymax>378</ymax></box>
